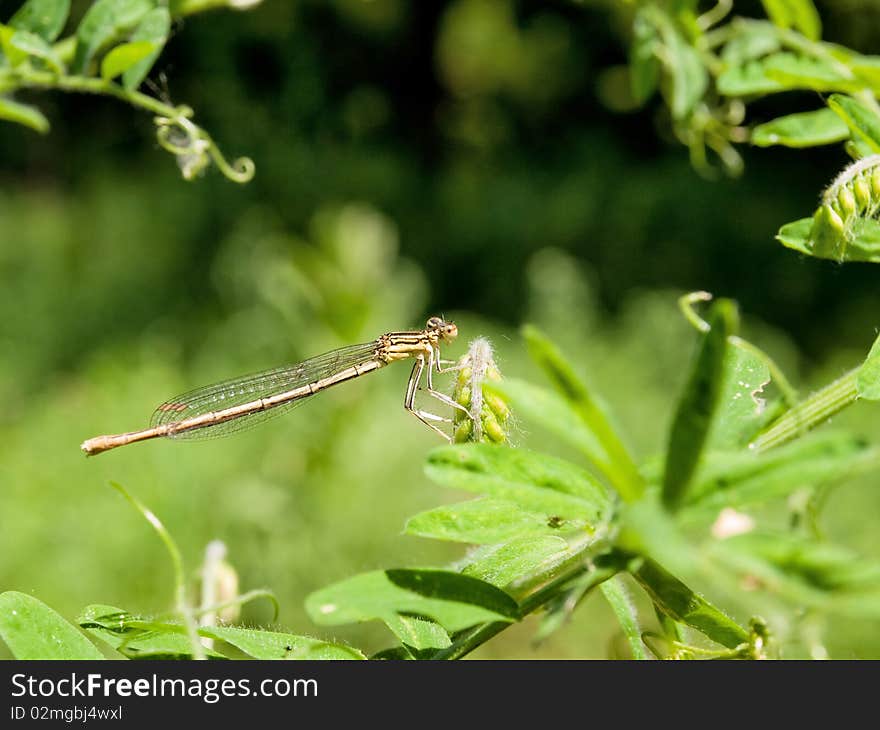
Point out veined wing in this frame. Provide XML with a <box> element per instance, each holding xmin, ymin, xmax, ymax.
<box><xmin>149</xmin><ymin>340</ymin><xmax>380</xmax><ymax>440</ymax></box>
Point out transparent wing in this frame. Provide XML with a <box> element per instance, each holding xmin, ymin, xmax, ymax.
<box><xmin>150</xmin><ymin>341</ymin><xmax>379</xmax><ymax>441</ymax></box>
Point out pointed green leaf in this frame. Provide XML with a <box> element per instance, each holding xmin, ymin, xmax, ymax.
<box><xmin>721</xmin><ymin>19</ymin><xmax>780</xmax><ymax>66</ymax></box>
<box><xmin>857</xmin><ymin>332</ymin><xmax>880</xmax><ymax>400</ymax></box>
<box><xmin>100</xmin><ymin>39</ymin><xmax>159</xmax><ymax>80</ymax></box>
<box><xmin>720</xmin><ymin>53</ymin><xmax>854</xmax><ymax>96</ymax></box>
<box><xmin>381</xmin><ymin>615</ymin><xmax>450</xmax><ymax>651</ymax></box>
<box><xmin>406</xmin><ymin>497</ymin><xmax>588</xmax><ymax>545</ymax></box>
<box><xmin>0</xmin><ymin>94</ymin><xmax>49</xmax><ymax>133</ymax></box>
<box><xmin>682</xmin><ymin>432</ymin><xmax>876</xmax><ymax>520</ymax></box>
<box><xmin>305</xmin><ymin>569</ymin><xmax>517</xmax><ymax>643</ymax></box>
<box><xmin>0</xmin><ymin>24</ymin><xmax>28</xmax><ymax>65</ymax></box>
<box><xmin>828</xmin><ymin>94</ymin><xmax>880</xmax><ymax>154</ymax></box>
<box><xmin>72</xmin><ymin>0</ymin><xmax>152</xmax><ymax>74</ymax></box>
<box><xmin>630</xmin><ymin>7</ymin><xmax>660</xmax><ymax>104</ymax></box>
<box><xmin>201</xmin><ymin>626</ymin><xmax>365</xmax><ymax>660</ymax></box>
<box><xmin>425</xmin><ymin>444</ymin><xmax>608</xmax><ymax>521</ymax></box>
<box><xmin>9</xmin><ymin>29</ymin><xmax>64</xmax><ymax>72</ymax></box>
<box><xmin>663</xmin><ymin>299</ymin><xmax>738</xmax><ymax>510</ymax></box>
<box><xmin>78</xmin><ymin>604</ymin><xmax>224</xmax><ymax>659</ymax></box>
<box><xmin>9</xmin><ymin>0</ymin><xmax>70</xmax><ymax>41</ymax></box>
<box><xmin>706</xmin><ymin>341</ymin><xmax>772</xmax><ymax>451</ymax></box>
<box><xmin>776</xmin><ymin>216</ymin><xmax>813</xmax><ymax>255</ymax></box>
<box><xmin>752</xmin><ymin>108</ymin><xmax>850</xmax><ymax>148</ymax></box>
<box><xmin>522</xmin><ymin>325</ymin><xmax>643</xmax><ymax>501</ymax></box>
<box><xmin>461</xmin><ymin>535</ymin><xmax>570</xmax><ymax>588</ymax></box>
<box><xmin>761</xmin><ymin>0</ymin><xmax>821</xmax><ymax>40</ymax></box>
<box><xmin>600</xmin><ymin>576</ymin><xmax>649</xmax><ymax>660</ymax></box>
<box><xmin>0</xmin><ymin>592</ymin><xmax>104</xmax><ymax>659</ymax></box>
<box><xmin>122</xmin><ymin>7</ymin><xmax>170</xmax><ymax>91</ymax></box>
<box><xmin>632</xmin><ymin>560</ymin><xmax>749</xmax><ymax>649</ymax></box>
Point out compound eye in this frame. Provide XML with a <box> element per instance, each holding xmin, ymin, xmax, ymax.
<box><xmin>426</xmin><ymin>316</ymin><xmax>443</xmax><ymax>329</ymax></box>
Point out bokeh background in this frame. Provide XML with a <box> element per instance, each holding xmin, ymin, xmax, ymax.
<box><xmin>2</xmin><ymin>0</ymin><xmax>880</xmax><ymax>658</ymax></box>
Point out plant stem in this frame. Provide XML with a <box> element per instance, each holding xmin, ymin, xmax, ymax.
<box><xmin>750</xmin><ymin>368</ymin><xmax>860</xmax><ymax>453</ymax></box>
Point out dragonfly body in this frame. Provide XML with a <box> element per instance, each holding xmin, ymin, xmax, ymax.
<box><xmin>81</xmin><ymin>317</ymin><xmax>462</xmax><ymax>456</ymax></box>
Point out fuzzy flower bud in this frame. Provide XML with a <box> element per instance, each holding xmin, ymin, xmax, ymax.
<box><xmin>452</xmin><ymin>338</ymin><xmax>510</xmax><ymax>444</ymax></box>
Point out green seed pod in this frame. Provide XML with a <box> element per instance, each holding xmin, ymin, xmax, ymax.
<box><xmin>853</xmin><ymin>173</ymin><xmax>872</xmax><ymax>211</ymax></box>
<box><xmin>837</xmin><ymin>185</ymin><xmax>857</xmax><ymax>218</ymax></box>
<box><xmin>482</xmin><ymin>411</ymin><xmax>506</xmax><ymax>443</ymax></box>
<box><xmin>872</xmin><ymin>166</ymin><xmax>880</xmax><ymax>199</ymax></box>
<box><xmin>454</xmin><ymin>418</ymin><xmax>473</xmax><ymax>443</ymax></box>
<box><xmin>456</xmin><ymin>385</ymin><xmax>471</xmax><ymax>408</ymax></box>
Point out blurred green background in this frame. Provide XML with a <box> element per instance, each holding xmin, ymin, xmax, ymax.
<box><xmin>2</xmin><ymin>0</ymin><xmax>880</xmax><ymax>658</ymax></box>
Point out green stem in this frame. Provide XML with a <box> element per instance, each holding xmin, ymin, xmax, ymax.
<box><xmin>750</xmin><ymin>368</ymin><xmax>860</xmax><ymax>453</ymax></box>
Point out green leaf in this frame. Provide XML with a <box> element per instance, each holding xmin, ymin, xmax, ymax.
<box><xmin>0</xmin><ymin>24</ymin><xmax>28</xmax><ymax>65</ymax></box>
<box><xmin>724</xmin><ymin>532</ymin><xmax>880</xmax><ymax>593</ymax></box>
<box><xmin>778</xmin><ymin>214</ymin><xmax>880</xmax><ymax>263</ymax></box>
<box><xmin>0</xmin><ymin>95</ymin><xmax>49</xmax><ymax>133</ymax></box>
<box><xmin>752</xmin><ymin>108</ymin><xmax>850</xmax><ymax>148</ymax></box>
<box><xmin>682</xmin><ymin>431</ymin><xmax>875</xmax><ymax>520</ymax></box>
<box><xmin>857</xmin><ymin>332</ymin><xmax>880</xmax><ymax>400</ymax></box>
<box><xmin>706</xmin><ymin>342</ymin><xmax>773</xmax><ymax>451</ymax></box>
<box><xmin>122</xmin><ymin>7</ymin><xmax>170</xmax><ymax>91</ymax></box>
<box><xmin>761</xmin><ymin>0</ymin><xmax>822</xmax><ymax>40</ymax></box>
<box><xmin>630</xmin><ymin>7</ymin><xmax>660</xmax><ymax>104</ymax></box>
<box><xmin>381</xmin><ymin>615</ymin><xmax>450</xmax><ymax>651</ymax></box>
<box><xmin>486</xmin><ymin>378</ymin><xmax>603</xmax><ymax>464</ymax></box>
<box><xmin>9</xmin><ymin>0</ymin><xmax>70</xmax><ymax>41</ymax></box>
<box><xmin>0</xmin><ymin>592</ymin><xmax>104</xmax><ymax>659</ymax></box>
<box><xmin>600</xmin><ymin>576</ymin><xmax>649</xmax><ymax>660</ymax></box>
<box><xmin>632</xmin><ymin>560</ymin><xmax>749</xmax><ymax>649</ymax></box>
<box><xmin>667</xmin><ymin>35</ymin><xmax>708</xmax><ymax>120</ymax></box>
<box><xmin>9</xmin><ymin>29</ymin><xmax>64</xmax><ymax>73</ymax></box>
<box><xmin>201</xmin><ymin>626</ymin><xmax>365</xmax><ymax>660</ymax></box>
<box><xmin>100</xmin><ymin>39</ymin><xmax>159</xmax><ymax>80</ymax></box>
<box><xmin>719</xmin><ymin>53</ymin><xmax>854</xmax><ymax>97</ymax></box>
<box><xmin>721</xmin><ymin>19</ymin><xmax>781</xmax><ymax>66</ymax></box>
<box><xmin>460</xmin><ymin>535</ymin><xmax>571</xmax><ymax>588</ymax></box>
<box><xmin>72</xmin><ymin>0</ymin><xmax>153</xmax><ymax>74</ymax></box>
<box><xmin>78</xmin><ymin>605</ymin><xmax>224</xmax><ymax>659</ymax></box>
<box><xmin>425</xmin><ymin>444</ymin><xmax>608</xmax><ymax>522</ymax></box>
<box><xmin>828</xmin><ymin>94</ymin><xmax>880</xmax><ymax>154</ymax></box>
<box><xmin>776</xmin><ymin>216</ymin><xmax>813</xmax><ymax>255</ymax></box>
<box><xmin>305</xmin><ymin>569</ymin><xmax>518</xmax><ymax>645</ymax></box>
<box><xmin>406</xmin><ymin>497</ymin><xmax>587</xmax><ymax>545</ymax></box>
<box><xmin>521</xmin><ymin>325</ymin><xmax>643</xmax><ymax>501</ymax></box>
<box><xmin>663</xmin><ymin>299</ymin><xmax>738</xmax><ymax>511</ymax></box>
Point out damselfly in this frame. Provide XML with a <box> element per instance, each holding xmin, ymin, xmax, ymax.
<box><xmin>81</xmin><ymin>317</ymin><xmax>465</xmax><ymax>456</ymax></box>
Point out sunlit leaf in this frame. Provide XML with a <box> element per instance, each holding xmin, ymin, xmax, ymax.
<box><xmin>122</xmin><ymin>7</ymin><xmax>170</xmax><ymax>91</ymax></box>
<box><xmin>425</xmin><ymin>444</ymin><xmax>607</xmax><ymax>521</ymax></box>
<box><xmin>632</xmin><ymin>560</ymin><xmax>749</xmax><ymax>649</ymax></box>
<box><xmin>0</xmin><ymin>592</ymin><xmax>104</xmax><ymax>659</ymax></box>
<box><xmin>857</xmin><ymin>332</ymin><xmax>880</xmax><ymax>400</ymax></box>
<box><xmin>721</xmin><ymin>19</ymin><xmax>780</xmax><ymax>66</ymax></box>
<box><xmin>202</xmin><ymin>626</ymin><xmax>365</xmax><ymax>660</ymax></box>
<box><xmin>406</xmin><ymin>497</ymin><xmax>588</xmax><ymax>545</ymax></box>
<box><xmin>72</xmin><ymin>0</ymin><xmax>152</xmax><ymax>74</ymax></box>
<box><xmin>0</xmin><ymin>95</ymin><xmax>49</xmax><ymax>133</ymax></box>
<box><xmin>9</xmin><ymin>0</ymin><xmax>70</xmax><ymax>42</ymax></box>
<box><xmin>761</xmin><ymin>0</ymin><xmax>822</xmax><ymax>41</ymax></box>
<box><xmin>381</xmin><ymin>615</ymin><xmax>450</xmax><ymax>651</ymax></box>
<box><xmin>706</xmin><ymin>341</ymin><xmax>772</xmax><ymax>451</ymax></box>
<box><xmin>78</xmin><ymin>604</ymin><xmax>224</xmax><ymax>659</ymax></box>
<box><xmin>683</xmin><ymin>432</ymin><xmax>876</xmax><ymax>520</ymax></box>
<box><xmin>600</xmin><ymin>576</ymin><xmax>649</xmax><ymax>659</ymax></box>
<box><xmin>828</xmin><ymin>94</ymin><xmax>880</xmax><ymax>154</ymax></box>
<box><xmin>460</xmin><ymin>535</ymin><xmax>571</xmax><ymax>588</ymax></box>
<box><xmin>752</xmin><ymin>109</ymin><xmax>850</xmax><ymax>148</ymax></box>
<box><xmin>9</xmin><ymin>29</ymin><xmax>63</xmax><ymax>72</ymax></box>
<box><xmin>663</xmin><ymin>299</ymin><xmax>738</xmax><ymax>510</ymax></box>
<box><xmin>305</xmin><ymin>569</ymin><xmax>518</xmax><ymax>646</ymax></box>
<box><xmin>719</xmin><ymin>53</ymin><xmax>854</xmax><ymax>96</ymax></box>
<box><xmin>101</xmin><ymin>40</ymin><xmax>159</xmax><ymax>80</ymax></box>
